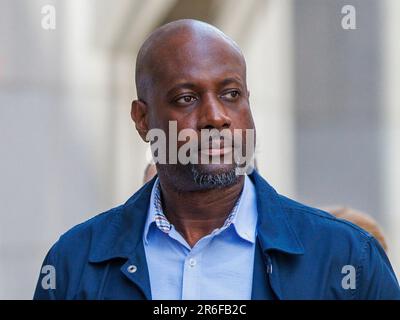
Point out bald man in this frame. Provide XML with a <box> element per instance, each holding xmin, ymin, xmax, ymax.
<box><xmin>34</xmin><ymin>19</ymin><xmax>400</xmax><ymax>300</ymax></box>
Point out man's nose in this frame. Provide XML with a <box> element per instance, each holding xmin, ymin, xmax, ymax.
<box><xmin>198</xmin><ymin>93</ymin><xmax>232</xmax><ymax>130</ymax></box>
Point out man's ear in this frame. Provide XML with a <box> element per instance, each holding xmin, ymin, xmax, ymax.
<box><xmin>131</xmin><ymin>99</ymin><xmax>149</xmax><ymax>142</ymax></box>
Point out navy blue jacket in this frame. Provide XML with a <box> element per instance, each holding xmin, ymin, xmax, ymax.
<box><xmin>34</xmin><ymin>171</ymin><xmax>400</xmax><ymax>299</ymax></box>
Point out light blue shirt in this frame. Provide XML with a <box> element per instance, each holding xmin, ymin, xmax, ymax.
<box><xmin>143</xmin><ymin>175</ymin><xmax>258</xmax><ymax>300</ymax></box>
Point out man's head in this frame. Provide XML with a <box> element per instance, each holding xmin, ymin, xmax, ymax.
<box><xmin>131</xmin><ymin>19</ymin><xmax>256</xmax><ymax>192</ymax></box>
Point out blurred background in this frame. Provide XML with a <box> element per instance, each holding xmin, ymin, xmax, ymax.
<box><xmin>0</xmin><ymin>0</ymin><xmax>399</xmax><ymax>299</ymax></box>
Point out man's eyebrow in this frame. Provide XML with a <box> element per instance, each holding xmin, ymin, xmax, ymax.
<box><xmin>166</xmin><ymin>82</ymin><xmax>198</xmax><ymax>97</ymax></box>
<box><xmin>166</xmin><ymin>77</ymin><xmax>244</xmax><ymax>97</ymax></box>
<box><xmin>219</xmin><ymin>77</ymin><xmax>244</xmax><ymax>87</ymax></box>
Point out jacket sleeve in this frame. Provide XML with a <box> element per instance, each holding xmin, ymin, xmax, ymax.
<box><xmin>33</xmin><ymin>242</ymin><xmax>60</xmax><ymax>300</ymax></box>
<box><xmin>358</xmin><ymin>236</ymin><xmax>400</xmax><ymax>299</ymax></box>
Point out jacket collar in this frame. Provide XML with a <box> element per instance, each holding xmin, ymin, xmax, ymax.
<box><xmin>88</xmin><ymin>170</ymin><xmax>304</xmax><ymax>263</ymax></box>
<box><xmin>88</xmin><ymin>179</ymin><xmax>156</xmax><ymax>263</ymax></box>
<box><xmin>250</xmin><ymin>170</ymin><xmax>304</xmax><ymax>255</ymax></box>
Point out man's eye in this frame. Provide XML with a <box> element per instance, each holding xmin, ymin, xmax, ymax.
<box><xmin>175</xmin><ymin>95</ymin><xmax>197</xmax><ymax>104</ymax></box>
<box><xmin>221</xmin><ymin>90</ymin><xmax>240</xmax><ymax>100</ymax></box>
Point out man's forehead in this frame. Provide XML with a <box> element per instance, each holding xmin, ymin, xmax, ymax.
<box><xmin>154</xmin><ymin>41</ymin><xmax>245</xmax><ymax>82</ymax></box>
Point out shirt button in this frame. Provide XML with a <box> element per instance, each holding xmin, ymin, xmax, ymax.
<box><xmin>127</xmin><ymin>265</ymin><xmax>137</xmax><ymax>273</ymax></box>
<box><xmin>189</xmin><ymin>258</ymin><xmax>197</xmax><ymax>267</ymax></box>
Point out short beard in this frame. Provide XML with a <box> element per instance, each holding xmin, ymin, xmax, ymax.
<box><xmin>190</xmin><ymin>165</ymin><xmax>239</xmax><ymax>189</ymax></box>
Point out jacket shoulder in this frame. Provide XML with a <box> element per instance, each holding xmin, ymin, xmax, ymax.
<box><xmin>278</xmin><ymin>194</ymin><xmax>372</xmax><ymax>242</ymax></box>
<box><xmin>33</xmin><ymin>205</ymin><xmax>125</xmax><ymax>299</ymax></box>
<box><xmin>56</xmin><ymin>180</ymin><xmax>152</xmax><ymax>253</ymax></box>
<box><xmin>57</xmin><ymin>205</ymin><xmax>123</xmax><ymax>250</ymax></box>
<box><xmin>277</xmin><ymin>194</ymin><xmax>400</xmax><ymax>299</ymax></box>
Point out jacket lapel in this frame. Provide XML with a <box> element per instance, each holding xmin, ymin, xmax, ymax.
<box><xmin>249</xmin><ymin>170</ymin><xmax>305</xmax><ymax>300</ymax></box>
<box><xmin>88</xmin><ymin>176</ymin><xmax>157</xmax><ymax>300</ymax></box>
<box><xmin>251</xmin><ymin>238</ymin><xmax>279</xmax><ymax>299</ymax></box>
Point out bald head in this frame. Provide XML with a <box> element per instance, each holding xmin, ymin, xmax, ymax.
<box><xmin>135</xmin><ymin>19</ymin><xmax>246</xmax><ymax>101</ymax></box>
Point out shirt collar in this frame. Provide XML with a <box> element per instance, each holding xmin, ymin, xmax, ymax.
<box><xmin>232</xmin><ymin>175</ymin><xmax>258</xmax><ymax>243</ymax></box>
<box><xmin>143</xmin><ymin>175</ymin><xmax>257</xmax><ymax>245</ymax></box>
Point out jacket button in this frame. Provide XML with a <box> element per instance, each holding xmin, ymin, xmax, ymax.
<box><xmin>127</xmin><ymin>265</ymin><xmax>137</xmax><ymax>273</ymax></box>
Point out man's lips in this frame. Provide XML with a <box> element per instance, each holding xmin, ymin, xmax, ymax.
<box><xmin>200</xmin><ymin>147</ymin><xmax>232</xmax><ymax>156</ymax></box>
<box><xmin>199</xmin><ymin>141</ymin><xmax>234</xmax><ymax>156</ymax></box>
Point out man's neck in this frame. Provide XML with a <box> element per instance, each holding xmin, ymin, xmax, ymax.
<box><xmin>158</xmin><ymin>176</ymin><xmax>245</xmax><ymax>247</ymax></box>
